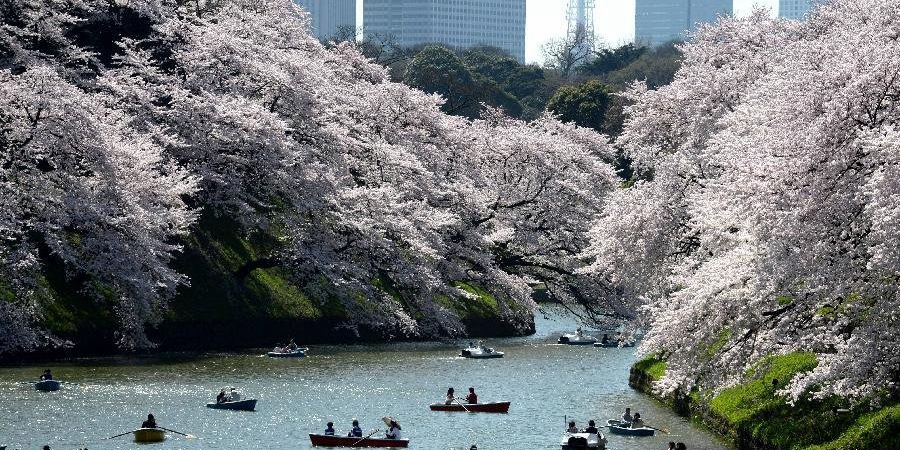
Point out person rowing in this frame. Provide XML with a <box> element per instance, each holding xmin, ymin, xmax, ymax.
<box><xmin>383</xmin><ymin>417</ymin><xmax>401</xmax><ymax>439</ymax></box>
<box><xmin>622</xmin><ymin>407</ymin><xmax>633</xmax><ymax>423</ymax></box>
<box><xmin>445</xmin><ymin>387</ymin><xmax>455</xmax><ymax>405</ymax></box>
<box><xmin>347</xmin><ymin>419</ymin><xmax>363</xmax><ymax>437</ymax></box>
<box><xmin>40</xmin><ymin>369</ymin><xmax>53</xmax><ymax>381</ymax></box>
<box><xmin>141</xmin><ymin>414</ymin><xmax>157</xmax><ymax>428</ymax></box>
<box><xmin>631</xmin><ymin>412</ymin><xmax>645</xmax><ymax>428</ymax></box>
<box><xmin>216</xmin><ymin>389</ymin><xmax>227</xmax><ymax>403</ymax></box>
<box><xmin>324</xmin><ymin>422</ymin><xmax>335</xmax><ymax>435</ymax></box>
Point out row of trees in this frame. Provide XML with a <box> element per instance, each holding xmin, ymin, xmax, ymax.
<box><xmin>0</xmin><ymin>0</ymin><xmax>619</xmax><ymax>351</ymax></box>
<box><xmin>584</xmin><ymin>0</ymin><xmax>900</xmax><ymax>403</ymax></box>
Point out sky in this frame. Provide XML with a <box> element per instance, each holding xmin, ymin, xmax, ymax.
<box><xmin>355</xmin><ymin>1</ymin><xmax>781</xmax><ymax>64</ymax></box>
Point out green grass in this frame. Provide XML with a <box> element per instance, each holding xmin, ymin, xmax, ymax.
<box><xmin>804</xmin><ymin>404</ymin><xmax>900</xmax><ymax>450</ymax></box>
<box><xmin>450</xmin><ymin>281</ymin><xmax>500</xmax><ymax>319</ymax></box>
<box><xmin>633</xmin><ymin>355</ymin><xmax>667</xmax><ymax>380</ymax></box>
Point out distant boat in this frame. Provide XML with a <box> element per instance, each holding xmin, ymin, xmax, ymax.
<box><xmin>560</xmin><ymin>432</ymin><xmax>606</xmax><ymax>449</ymax></box>
<box><xmin>429</xmin><ymin>401</ymin><xmax>510</xmax><ymax>413</ymax></box>
<box><xmin>206</xmin><ymin>399</ymin><xmax>257</xmax><ymax>411</ymax></box>
<box><xmin>308</xmin><ymin>433</ymin><xmax>409</xmax><ymax>447</ymax></box>
<box><xmin>593</xmin><ymin>340</ymin><xmax>635</xmax><ymax>348</ymax></box>
<box><xmin>605</xmin><ymin>419</ymin><xmax>655</xmax><ymax>436</ymax></box>
<box><xmin>133</xmin><ymin>428</ymin><xmax>166</xmax><ymax>443</ymax></box>
<box><xmin>35</xmin><ymin>380</ymin><xmax>61</xmax><ymax>391</ymax></box>
<box><xmin>557</xmin><ymin>331</ymin><xmax>597</xmax><ymax>345</ymax></box>
<box><xmin>460</xmin><ymin>343</ymin><xmax>504</xmax><ymax>359</ymax></box>
<box><xmin>266</xmin><ymin>347</ymin><xmax>308</xmax><ymax>357</ymax></box>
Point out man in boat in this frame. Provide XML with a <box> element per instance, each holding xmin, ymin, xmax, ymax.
<box><xmin>216</xmin><ymin>389</ymin><xmax>227</xmax><ymax>403</ymax></box>
<box><xmin>601</xmin><ymin>334</ymin><xmax>610</xmax><ymax>345</ymax></box>
<box><xmin>347</xmin><ymin>419</ymin><xmax>363</xmax><ymax>437</ymax></box>
<box><xmin>445</xmin><ymin>387</ymin><xmax>455</xmax><ymax>405</ymax></box>
<box><xmin>466</xmin><ymin>387</ymin><xmax>478</xmax><ymax>404</ymax></box>
<box><xmin>567</xmin><ymin>421</ymin><xmax>579</xmax><ymax>433</ymax></box>
<box><xmin>631</xmin><ymin>412</ymin><xmax>645</xmax><ymax>428</ymax></box>
<box><xmin>40</xmin><ymin>369</ymin><xmax>53</xmax><ymax>381</ymax></box>
<box><xmin>584</xmin><ymin>420</ymin><xmax>599</xmax><ymax>434</ymax></box>
<box><xmin>141</xmin><ymin>414</ymin><xmax>157</xmax><ymax>428</ymax></box>
<box><xmin>287</xmin><ymin>339</ymin><xmax>298</xmax><ymax>351</ymax></box>
<box><xmin>384</xmin><ymin>419</ymin><xmax>402</xmax><ymax>439</ymax></box>
<box><xmin>622</xmin><ymin>407</ymin><xmax>633</xmax><ymax>423</ymax></box>
<box><xmin>324</xmin><ymin>422</ymin><xmax>335</xmax><ymax>435</ymax></box>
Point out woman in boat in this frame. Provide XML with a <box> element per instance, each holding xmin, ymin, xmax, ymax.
<box><xmin>40</xmin><ymin>369</ymin><xmax>53</xmax><ymax>381</ymax></box>
<box><xmin>228</xmin><ymin>387</ymin><xmax>241</xmax><ymax>402</ymax></box>
<box><xmin>584</xmin><ymin>420</ymin><xmax>599</xmax><ymax>434</ymax></box>
<box><xmin>324</xmin><ymin>422</ymin><xmax>335</xmax><ymax>435</ymax></box>
<box><xmin>445</xmin><ymin>387</ymin><xmax>455</xmax><ymax>405</ymax></box>
<box><xmin>466</xmin><ymin>387</ymin><xmax>478</xmax><ymax>404</ymax></box>
<box><xmin>631</xmin><ymin>412</ymin><xmax>645</xmax><ymax>428</ymax></box>
<box><xmin>216</xmin><ymin>389</ymin><xmax>227</xmax><ymax>403</ymax></box>
<box><xmin>621</xmin><ymin>407</ymin><xmax>633</xmax><ymax>423</ymax></box>
<box><xmin>385</xmin><ymin>420</ymin><xmax>402</xmax><ymax>439</ymax></box>
<box><xmin>347</xmin><ymin>419</ymin><xmax>363</xmax><ymax>437</ymax></box>
<box><xmin>141</xmin><ymin>414</ymin><xmax>157</xmax><ymax>428</ymax></box>
<box><xmin>567</xmin><ymin>421</ymin><xmax>579</xmax><ymax>433</ymax></box>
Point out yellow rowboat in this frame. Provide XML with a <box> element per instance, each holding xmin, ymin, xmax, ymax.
<box><xmin>133</xmin><ymin>428</ymin><xmax>166</xmax><ymax>443</ymax></box>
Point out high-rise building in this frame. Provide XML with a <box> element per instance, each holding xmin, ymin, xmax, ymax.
<box><xmin>294</xmin><ymin>0</ymin><xmax>356</xmax><ymax>40</ymax></box>
<box><xmin>635</xmin><ymin>0</ymin><xmax>732</xmax><ymax>47</ymax></box>
<box><xmin>362</xmin><ymin>0</ymin><xmax>527</xmax><ymax>63</ymax></box>
<box><xmin>779</xmin><ymin>0</ymin><xmax>819</xmax><ymax>20</ymax></box>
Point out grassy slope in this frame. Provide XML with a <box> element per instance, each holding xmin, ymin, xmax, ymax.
<box><xmin>632</xmin><ymin>353</ymin><xmax>900</xmax><ymax>450</ymax></box>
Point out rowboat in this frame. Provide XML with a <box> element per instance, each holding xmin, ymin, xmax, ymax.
<box><xmin>429</xmin><ymin>401</ymin><xmax>510</xmax><ymax>413</ymax></box>
<box><xmin>605</xmin><ymin>419</ymin><xmax>655</xmax><ymax>436</ymax></box>
<box><xmin>266</xmin><ymin>347</ymin><xmax>308</xmax><ymax>357</ymax></box>
<box><xmin>460</xmin><ymin>345</ymin><xmax>504</xmax><ymax>359</ymax></box>
<box><xmin>206</xmin><ymin>398</ymin><xmax>257</xmax><ymax>411</ymax></box>
<box><xmin>35</xmin><ymin>380</ymin><xmax>61</xmax><ymax>391</ymax></box>
<box><xmin>558</xmin><ymin>332</ymin><xmax>597</xmax><ymax>345</ymax></box>
<box><xmin>560</xmin><ymin>432</ymin><xmax>606</xmax><ymax>449</ymax></box>
<box><xmin>308</xmin><ymin>433</ymin><xmax>409</xmax><ymax>447</ymax></box>
<box><xmin>133</xmin><ymin>428</ymin><xmax>166</xmax><ymax>443</ymax></box>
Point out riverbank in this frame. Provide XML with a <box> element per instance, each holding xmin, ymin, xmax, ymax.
<box><xmin>630</xmin><ymin>355</ymin><xmax>900</xmax><ymax>450</ymax></box>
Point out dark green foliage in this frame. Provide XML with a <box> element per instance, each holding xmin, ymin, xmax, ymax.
<box><xmin>404</xmin><ymin>45</ymin><xmax>483</xmax><ymax>117</ymax></box>
<box><xmin>603</xmin><ymin>42</ymin><xmax>683</xmax><ymax>90</ymax></box>
<box><xmin>579</xmin><ymin>43</ymin><xmax>648</xmax><ymax>77</ymax></box>
<box><xmin>546</xmin><ymin>80</ymin><xmax>612</xmax><ymax>132</ymax></box>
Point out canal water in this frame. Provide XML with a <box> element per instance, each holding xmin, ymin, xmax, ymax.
<box><xmin>0</xmin><ymin>307</ymin><xmax>730</xmax><ymax>450</ymax></box>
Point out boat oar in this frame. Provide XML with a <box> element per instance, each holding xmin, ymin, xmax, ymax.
<box><xmin>159</xmin><ymin>426</ymin><xmax>197</xmax><ymax>439</ymax></box>
<box><xmin>453</xmin><ymin>397</ymin><xmax>472</xmax><ymax>413</ymax></box>
<box><xmin>104</xmin><ymin>430</ymin><xmax>138</xmax><ymax>440</ymax></box>
<box><xmin>645</xmin><ymin>425</ymin><xmax>670</xmax><ymax>434</ymax></box>
<box><xmin>352</xmin><ymin>428</ymin><xmax>380</xmax><ymax>446</ymax></box>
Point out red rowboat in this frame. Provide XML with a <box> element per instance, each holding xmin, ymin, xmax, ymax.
<box><xmin>428</xmin><ymin>401</ymin><xmax>511</xmax><ymax>413</ymax></box>
<box><xmin>308</xmin><ymin>433</ymin><xmax>409</xmax><ymax>448</ymax></box>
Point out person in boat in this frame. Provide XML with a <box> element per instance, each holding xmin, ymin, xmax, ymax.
<box><xmin>466</xmin><ymin>387</ymin><xmax>478</xmax><ymax>404</ymax></box>
<box><xmin>287</xmin><ymin>339</ymin><xmax>298</xmax><ymax>351</ymax></box>
<box><xmin>324</xmin><ymin>422</ymin><xmax>335</xmax><ymax>435</ymax></box>
<box><xmin>228</xmin><ymin>387</ymin><xmax>241</xmax><ymax>402</ymax></box>
<box><xmin>40</xmin><ymin>369</ymin><xmax>53</xmax><ymax>381</ymax></box>
<box><xmin>141</xmin><ymin>414</ymin><xmax>157</xmax><ymax>428</ymax></box>
<box><xmin>667</xmin><ymin>442</ymin><xmax>677</xmax><ymax>450</ymax></box>
<box><xmin>584</xmin><ymin>420</ymin><xmax>599</xmax><ymax>434</ymax></box>
<box><xmin>347</xmin><ymin>419</ymin><xmax>363</xmax><ymax>437</ymax></box>
<box><xmin>622</xmin><ymin>407</ymin><xmax>633</xmax><ymax>423</ymax></box>
<box><xmin>631</xmin><ymin>412</ymin><xmax>645</xmax><ymax>428</ymax></box>
<box><xmin>567</xmin><ymin>421</ymin><xmax>579</xmax><ymax>433</ymax></box>
<box><xmin>676</xmin><ymin>443</ymin><xmax>687</xmax><ymax>450</ymax></box>
<box><xmin>385</xmin><ymin>420</ymin><xmax>402</xmax><ymax>439</ymax></box>
<box><xmin>601</xmin><ymin>334</ymin><xmax>610</xmax><ymax>345</ymax></box>
<box><xmin>576</xmin><ymin>326</ymin><xmax>583</xmax><ymax>337</ymax></box>
<box><xmin>216</xmin><ymin>389</ymin><xmax>227</xmax><ymax>403</ymax></box>
<box><xmin>445</xmin><ymin>387</ymin><xmax>455</xmax><ymax>405</ymax></box>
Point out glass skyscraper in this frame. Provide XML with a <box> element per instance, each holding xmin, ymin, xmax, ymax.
<box><xmin>294</xmin><ymin>0</ymin><xmax>356</xmax><ymax>40</ymax></box>
<box><xmin>779</xmin><ymin>0</ymin><xmax>819</xmax><ymax>20</ymax></box>
<box><xmin>634</xmin><ymin>0</ymin><xmax>732</xmax><ymax>47</ymax></box>
<box><xmin>362</xmin><ymin>0</ymin><xmax>527</xmax><ymax>63</ymax></box>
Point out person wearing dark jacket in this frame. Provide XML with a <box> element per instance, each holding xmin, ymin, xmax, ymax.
<box><xmin>584</xmin><ymin>420</ymin><xmax>599</xmax><ymax>434</ymax></box>
<box><xmin>141</xmin><ymin>414</ymin><xmax>157</xmax><ymax>428</ymax></box>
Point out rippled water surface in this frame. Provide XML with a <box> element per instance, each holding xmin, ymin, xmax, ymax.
<box><xmin>0</xmin><ymin>308</ymin><xmax>730</xmax><ymax>450</ymax></box>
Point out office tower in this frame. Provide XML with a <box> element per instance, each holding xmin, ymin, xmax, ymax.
<box><xmin>779</xmin><ymin>0</ymin><xmax>818</xmax><ymax>20</ymax></box>
<box><xmin>635</xmin><ymin>0</ymin><xmax>732</xmax><ymax>47</ymax></box>
<box><xmin>362</xmin><ymin>0</ymin><xmax>527</xmax><ymax>63</ymax></box>
<box><xmin>294</xmin><ymin>0</ymin><xmax>356</xmax><ymax>40</ymax></box>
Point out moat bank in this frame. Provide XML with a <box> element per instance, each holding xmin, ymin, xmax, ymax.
<box><xmin>630</xmin><ymin>355</ymin><xmax>900</xmax><ymax>450</ymax></box>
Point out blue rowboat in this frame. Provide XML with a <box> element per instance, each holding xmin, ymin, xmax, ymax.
<box><xmin>35</xmin><ymin>380</ymin><xmax>61</xmax><ymax>391</ymax></box>
<box><xmin>605</xmin><ymin>420</ymin><xmax>655</xmax><ymax>436</ymax></box>
<box><xmin>206</xmin><ymin>399</ymin><xmax>257</xmax><ymax>411</ymax></box>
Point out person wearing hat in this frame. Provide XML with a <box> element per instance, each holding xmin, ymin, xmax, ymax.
<box><xmin>324</xmin><ymin>422</ymin><xmax>335</xmax><ymax>435</ymax></box>
<box><xmin>383</xmin><ymin>417</ymin><xmax>401</xmax><ymax>439</ymax></box>
<box><xmin>347</xmin><ymin>419</ymin><xmax>363</xmax><ymax>437</ymax></box>
<box><xmin>584</xmin><ymin>419</ymin><xmax>599</xmax><ymax>434</ymax></box>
